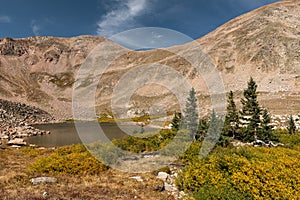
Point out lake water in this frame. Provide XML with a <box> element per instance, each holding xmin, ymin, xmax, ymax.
<box><xmin>25</xmin><ymin>122</ymin><xmax>158</xmax><ymax>147</ymax></box>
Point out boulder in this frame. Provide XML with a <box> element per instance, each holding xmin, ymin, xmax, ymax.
<box><xmin>7</xmin><ymin>138</ymin><xmax>27</xmax><ymax>146</ymax></box>
<box><xmin>157</xmin><ymin>172</ymin><xmax>169</xmax><ymax>181</ymax></box>
<box><xmin>164</xmin><ymin>183</ymin><xmax>174</xmax><ymax>192</ymax></box>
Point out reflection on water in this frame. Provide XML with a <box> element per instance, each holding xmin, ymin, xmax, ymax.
<box><xmin>25</xmin><ymin>122</ymin><xmax>157</xmax><ymax>147</ymax></box>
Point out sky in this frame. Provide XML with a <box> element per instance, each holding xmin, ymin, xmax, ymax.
<box><xmin>0</xmin><ymin>0</ymin><xmax>280</xmax><ymax>41</ymax></box>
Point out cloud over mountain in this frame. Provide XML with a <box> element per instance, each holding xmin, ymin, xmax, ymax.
<box><xmin>97</xmin><ymin>0</ymin><xmax>149</xmax><ymax>37</ymax></box>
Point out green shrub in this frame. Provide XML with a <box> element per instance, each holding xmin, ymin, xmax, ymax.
<box><xmin>278</xmin><ymin>132</ymin><xmax>300</xmax><ymax>150</ymax></box>
<box><xmin>87</xmin><ymin>142</ymin><xmax>124</xmax><ymax>165</ymax></box>
<box><xmin>112</xmin><ymin>129</ymin><xmax>177</xmax><ymax>153</ymax></box>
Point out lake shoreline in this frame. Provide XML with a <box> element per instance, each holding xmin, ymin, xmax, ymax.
<box><xmin>26</xmin><ymin>121</ymin><xmax>163</xmax><ymax>147</ymax></box>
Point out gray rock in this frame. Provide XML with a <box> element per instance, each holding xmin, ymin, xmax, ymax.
<box><xmin>30</xmin><ymin>177</ymin><xmax>57</xmax><ymax>185</ymax></box>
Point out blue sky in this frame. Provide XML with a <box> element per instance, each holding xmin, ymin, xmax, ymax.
<box><xmin>0</xmin><ymin>0</ymin><xmax>279</xmax><ymax>39</ymax></box>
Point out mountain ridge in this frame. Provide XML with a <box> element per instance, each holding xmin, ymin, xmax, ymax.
<box><xmin>0</xmin><ymin>0</ymin><xmax>299</xmax><ymax>119</ymax></box>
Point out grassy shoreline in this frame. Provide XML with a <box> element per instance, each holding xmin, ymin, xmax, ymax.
<box><xmin>0</xmin><ymin>145</ymin><xmax>175</xmax><ymax>200</ymax></box>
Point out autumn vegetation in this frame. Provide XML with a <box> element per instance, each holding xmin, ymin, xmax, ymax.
<box><xmin>1</xmin><ymin>77</ymin><xmax>299</xmax><ymax>199</ymax></box>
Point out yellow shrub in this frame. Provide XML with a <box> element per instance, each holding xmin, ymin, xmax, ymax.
<box><xmin>30</xmin><ymin>144</ymin><xmax>108</xmax><ymax>175</ymax></box>
<box><xmin>177</xmin><ymin>144</ymin><xmax>300</xmax><ymax>199</ymax></box>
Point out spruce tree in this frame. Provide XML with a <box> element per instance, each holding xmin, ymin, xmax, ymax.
<box><xmin>207</xmin><ymin>110</ymin><xmax>223</xmax><ymax>143</ymax></box>
<box><xmin>259</xmin><ymin>109</ymin><xmax>273</xmax><ymax>142</ymax></box>
<box><xmin>223</xmin><ymin>91</ymin><xmax>239</xmax><ymax>139</ymax></box>
<box><xmin>184</xmin><ymin>88</ymin><xmax>199</xmax><ymax>140</ymax></box>
<box><xmin>287</xmin><ymin>115</ymin><xmax>296</xmax><ymax>134</ymax></box>
<box><xmin>239</xmin><ymin>77</ymin><xmax>261</xmax><ymax>142</ymax></box>
<box><xmin>171</xmin><ymin>112</ymin><xmax>182</xmax><ymax>131</ymax></box>
<box><xmin>196</xmin><ymin>118</ymin><xmax>209</xmax><ymax>141</ymax></box>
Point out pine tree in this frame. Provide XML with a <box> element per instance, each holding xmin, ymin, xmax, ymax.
<box><xmin>223</xmin><ymin>91</ymin><xmax>239</xmax><ymax>139</ymax></box>
<box><xmin>196</xmin><ymin>118</ymin><xmax>209</xmax><ymax>141</ymax></box>
<box><xmin>259</xmin><ymin>109</ymin><xmax>273</xmax><ymax>142</ymax></box>
<box><xmin>171</xmin><ymin>112</ymin><xmax>182</xmax><ymax>131</ymax></box>
<box><xmin>184</xmin><ymin>88</ymin><xmax>199</xmax><ymax>140</ymax></box>
<box><xmin>207</xmin><ymin>110</ymin><xmax>223</xmax><ymax>143</ymax></box>
<box><xmin>239</xmin><ymin>77</ymin><xmax>261</xmax><ymax>142</ymax></box>
<box><xmin>287</xmin><ymin>115</ymin><xmax>296</xmax><ymax>135</ymax></box>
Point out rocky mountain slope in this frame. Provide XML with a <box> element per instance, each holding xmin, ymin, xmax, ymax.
<box><xmin>197</xmin><ymin>0</ymin><xmax>300</xmax><ymax>114</ymax></box>
<box><xmin>0</xmin><ymin>0</ymin><xmax>299</xmax><ymax>119</ymax></box>
<box><xmin>0</xmin><ymin>36</ymin><xmax>105</xmax><ymax>119</ymax></box>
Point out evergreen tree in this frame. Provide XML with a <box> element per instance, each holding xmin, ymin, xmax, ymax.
<box><xmin>184</xmin><ymin>88</ymin><xmax>199</xmax><ymax>140</ymax></box>
<box><xmin>223</xmin><ymin>91</ymin><xmax>239</xmax><ymax>139</ymax></box>
<box><xmin>287</xmin><ymin>115</ymin><xmax>296</xmax><ymax>135</ymax></box>
<box><xmin>259</xmin><ymin>109</ymin><xmax>274</xmax><ymax>142</ymax></box>
<box><xmin>207</xmin><ymin>110</ymin><xmax>223</xmax><ymax>143</ymax></box>
<box><xmin>239</xmin><ymin>77</ymin><xmax>261</xmax><ymax>142</ymax></box>
<box><xmin>171</xmin><ymin>112</ymin><xmax>182</xmax><ymax>131</ymax></box>
<box><xmin>196</xmin><ymin>118</ymin><xmax>209</xmax><ymax>141</ymax></box>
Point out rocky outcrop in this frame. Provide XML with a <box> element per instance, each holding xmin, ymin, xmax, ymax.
<box><xmin>0</xmin><ymin>38</ymin><xmax>28</xmax><ymax>56</ymax></box>
<box><xmin>156</xmin><ymin>168</ymin><xmax>186</xmax><ymax>199</ymax></box>
<box><xmin>0</xmin><ymin>99</ymin><xmax>52</xmax><ymax>124</ymax></box>
<box><xmin>0</xmin><ymin>36</ymin><xmax>105</xmax><ymax>119</ymax></box>
<box><xmin>0</xmin><ymin>99</ymin><xmax>53</xmax><ymax>145</ymax></box>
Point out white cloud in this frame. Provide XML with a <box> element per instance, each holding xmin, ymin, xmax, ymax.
<box><xmin>97</xmin><ymin>0</ymin><xmax>149</xmax><ymax>37</ymax></box>
<box><xmin>0</xmin><ymin>15</ymin><xmax>11</xmax><ymax>23</ymax></box>
<box><xmin>31</xmin><ymin>20</ymin><xmax>41</xmax><ymax>36</ymax></box>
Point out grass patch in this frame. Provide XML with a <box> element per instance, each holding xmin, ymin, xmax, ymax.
<box><xmin>0</xmin><ymin>146</ymin><xmax>173</xmax><ymax>200</ymax></box>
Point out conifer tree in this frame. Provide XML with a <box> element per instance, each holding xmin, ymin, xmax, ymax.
<box><xmin>207</xmin><ymin>109</ymin><xmax>223</xmax><ymax>143</ymax></box>
<box><xmin>259</xmin><ymin>109</ymin><xmax>273</xmax><ymax>142</ymax></box>
<box><xmin>171</xmin><ymin>112</ymin><xmax>182</xmax><ymax>131</ymax></box>
<box><xmin>239</xmin><ymin>77</ymin><xmax>261</xmax><ymax>142</ymax></box>
<box><xmin>223</xmin><ymin>91</ymin><xmax>239</xmax><ymax>139</ymax></box>
<box><xmin>287</xmin><ymin>115</ymin><xmax>296</xmax><ymax>135</ymax></box>
<box><xmin>184</xmin><ymin>88</ymin><xmax>199</xmax><ymax>140</ymax></box>
<box><xmin>196</xmin><ymin>118</ymin><xmax>209</xmax><ymax>141</ymax></box>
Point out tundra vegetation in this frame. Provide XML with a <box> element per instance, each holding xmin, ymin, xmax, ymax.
<box><xmin>1</xmin><ymin>78</ymin><xmax>299</xmax><ymax>199</ymax></box>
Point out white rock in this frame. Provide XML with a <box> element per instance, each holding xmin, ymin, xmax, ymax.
<box><xmin>164</xmin><ymin>183</ymin><xmax>175</xmax><ymax>192</ymax></box>
<box><xmin>30</xmin><ymin>177</ymin><xmax>57</xmax><ymax>185</ymax></box>
<box><xmin>8</xmin><ymin>138</ymin><xmax>26</xmax><ymax>146</ymax></box>
<box><xmin>10</xmin><ymin>145</ymin><xmax>21</xmax><ymax>148</ymax></box>
<box><xmin>157</xmin><ymin>172</ymin><xmax>169</xmax><ymax>181</ymax></box>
